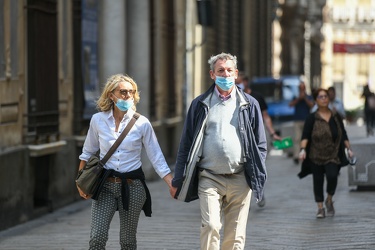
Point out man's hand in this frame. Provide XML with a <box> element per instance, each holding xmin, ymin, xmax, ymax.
<box><xmin>169</xmin><ymin>186</ymin><xmax>178</xmax><ymax>199</ymax></box>
<box><xmin>272</xmin><ymin>133</ymin><xmax>282</xmax><ymax>141</ymax></box>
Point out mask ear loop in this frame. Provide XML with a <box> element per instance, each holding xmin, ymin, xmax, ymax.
<box><xmin>111</xmin><ymin>93</ymin><xmax>122</xmax><ymax>101</ymax></box>
<box><xmin>109</xmin><ymin>94</ymin><xmax>114</xmax><ymax>103</ymax></box>
<box><xmin>109</xmin><ymin>92</ymin><xmax>118</xmax><ymax>106</ymax></box>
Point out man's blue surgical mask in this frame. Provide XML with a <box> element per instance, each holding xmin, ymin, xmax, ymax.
<box><xmin>215</xmin><ymin>76</ymin><xmax>235</xmax><ymax>91</ymax></box>
<box><xmin>115</xmin><ymin>97</ymin><xmax>134</xmax><ymax>111</ymax></box>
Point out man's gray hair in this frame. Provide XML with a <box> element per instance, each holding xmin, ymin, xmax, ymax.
<box><xmin>208</xmin><ymin>52</ymin><xmax>238</xmax><ymax>71</ymax></box>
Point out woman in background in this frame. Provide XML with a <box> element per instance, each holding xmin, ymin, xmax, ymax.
<box><xmin>298</xmin><ymin>88</ymin><xmax>354</xmax><ymax>218</ymax></box>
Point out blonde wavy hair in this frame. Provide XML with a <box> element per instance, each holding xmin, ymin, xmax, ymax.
<box><xmin>96</xmin><ymin>74</ymin><xmax>140</xmax><ymax>112</ymax></box>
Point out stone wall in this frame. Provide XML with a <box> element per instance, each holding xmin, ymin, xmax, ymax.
<box><xmin>0</xmin><ymin>139</ymin><xmax>81</xmax><ymax>231</ymax></box>
<box><xmin>0</xmin><ymin>146</ymin><xmax>33</xmax><ymax>230</ymax></box>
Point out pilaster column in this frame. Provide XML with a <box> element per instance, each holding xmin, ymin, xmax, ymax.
<box><xmin>98</xmin><ymin>0</ymin><xmax>126</xmax><ymax>83</ymax></box>
<box><xmin>126</xmin><ymin>0</ymin><xmax>150</xmax><ymax>116</ymax></box>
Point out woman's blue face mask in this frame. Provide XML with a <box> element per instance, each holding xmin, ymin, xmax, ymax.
<box><xmin>215</xmin><ymin>76</ymin><xmax>235</xmax><ymax>91</ymax></box>
<box><xmin>113</xmin><ymin>95</ymin><xmax>134</xmax><ymax>111</ymax></box>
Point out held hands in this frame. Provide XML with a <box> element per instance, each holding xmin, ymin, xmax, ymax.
<box><xmin>164</xmin><ymin>173</ymin><xmax>178</xmax><ymax>199</ymax></box>
<box><xmin>169</xmin><ymin>186</ymin><xmax>178</xmax><ymax>199</ymax></box>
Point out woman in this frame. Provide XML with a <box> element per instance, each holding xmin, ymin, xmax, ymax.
<box><xmin>298</xmin><ymin>88</ymin><xmax>354</xmax><ymax>218</ymax></box>
<box><xmin>361</xmin><ymin>84</ymin><xmax>375</xmax><ymax>136</ymax></box>
<box><xmin>77</xmin><ymin>74</ymin><xmax>174</xmax><ymax>249</ymax></box>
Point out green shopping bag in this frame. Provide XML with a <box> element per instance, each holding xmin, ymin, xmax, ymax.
<box><xmin>273</xmin><ymin>136</ymin><xmax>293</xmax><ymax>150</ymax></box>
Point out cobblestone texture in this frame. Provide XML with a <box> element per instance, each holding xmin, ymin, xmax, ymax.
<box><xmin>0</xmin><ymin>124</ymin><xmax>374</xmax><ymax>250</ymax></box>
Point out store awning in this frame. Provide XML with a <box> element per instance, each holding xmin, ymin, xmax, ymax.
<box><xmin>333</xmin><ymin>43</ymin><xmax>375</xmax><ymax>53</ymax></box>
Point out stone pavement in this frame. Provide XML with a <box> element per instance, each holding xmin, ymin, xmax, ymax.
<box><xmin>0</xmin><ymin>124</ymin><xmax>374</xmax><ymax>250</ymax></box>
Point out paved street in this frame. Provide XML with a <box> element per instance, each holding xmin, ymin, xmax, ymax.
<box><xmin>0</xmin><ymin>124</ymin><xmax>374</xmax><ymax>250</ymax></box>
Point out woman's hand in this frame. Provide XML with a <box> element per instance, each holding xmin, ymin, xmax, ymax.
<box><xmin>299</xmin><ymin>148</ymin><xmax>306</xmax><ymax>161</ymax></box>
<box><xmin>163</xmin><ymin>173</ymin><xmax>178</xmax><ymax>199</ymax></box>
<box><xmin>347</xmin><ymin>148</ymin><xmax>354</xmax><ymax>158</ymax></box>
<box><xmin>346</xmin><ymin>148</ymin><xmax>357</xmax><ymax>165</ymax></box>
<box><xmin>76</xmin><ymin>161</ymin><xmax>91</xmax><ymax>199</ymax></box>
<box><xmin>76</xmin><ymin>183</ymin><xmax>91</xmax><ymax>199</ymax></box>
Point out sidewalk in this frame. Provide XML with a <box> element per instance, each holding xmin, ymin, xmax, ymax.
<box><xmin>0</xmin><ymin>124</ymin><xmax>374</xmax><ymax>250</ymax></box>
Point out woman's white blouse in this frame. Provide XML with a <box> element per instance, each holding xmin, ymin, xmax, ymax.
<box><xmin>79</xmin><ymin>108</ymin><xmax>171</xmax><ymax>178</ymax></box>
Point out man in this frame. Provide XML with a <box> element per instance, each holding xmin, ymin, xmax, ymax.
<box><xmin>236</xmin><ymin>72</ymin><xmax>282</xmax><ymax>142</ymax></box>
<box><xmin>236</xmin><ymin>72</ymin><xmax>281</xmax><ymax>207</ymax></box>
<box><xmin>289</xmin><ymin>80</ymin><xmax>314</xmax><ymax>164</ymax></box>
<box><xmin>311</xmin><ymin>86</ymin><xmax>346</xmax><ymax>119</ymax></box>
<box><xmin>170</xmin><ymin>53</ymin><xmax>267</xmax><ymax>250</ymax></box>
<box><xmin>327</xmin><ymin>87</ymin><xmax>346</xmax><ymax>118</ymax></box>
<box><xmin>362</xmin><ymin>84</ymin><xmax>375</xmax><ymax>136</ymax></box>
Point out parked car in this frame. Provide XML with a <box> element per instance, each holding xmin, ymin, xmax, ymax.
<box><xmin>251</xmin><ymin>75</ymin><xmax>301</xmax><ymax>123</ymax></box>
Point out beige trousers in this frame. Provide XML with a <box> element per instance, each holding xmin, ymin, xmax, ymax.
<box><xmin>293</xmin><ymin>121</ymin><xmax>305</xmax><ymax>159</ymax></box>
<box><xmin>198</xmin><ymin>169</ymin><xmax>252</xmax><ymax>250</ymax></box>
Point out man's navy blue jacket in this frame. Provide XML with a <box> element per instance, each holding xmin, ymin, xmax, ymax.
<box><xmin>172</xmin><ymin>83</ymin><xmax>267</xmax><ymax>202</ymax></box>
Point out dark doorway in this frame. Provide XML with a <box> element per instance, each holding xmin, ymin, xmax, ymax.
<box><xmin>26</xmin><ymin>0</ymin><xmax>59</xmax><ymax>144</ymax></box>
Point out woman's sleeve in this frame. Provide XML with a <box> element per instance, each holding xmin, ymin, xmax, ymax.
<box><xmin>337</xmin><ymin>114</ymin><xmax>349</xmax><ymax>141</ymax></box>
<box><xmin>141</xmin><ymin>119</ymin><xmax>171</xmax><ymax>178</ymax></box>
<box><xmin>301</xmin><ymin>113</ymin><xmax>314</xmax><ymax>141</ymax></box>
<box><xmin>79</xmin><ymin>115</ymin><xmax>100</xmax><ymax>161</ymax></box>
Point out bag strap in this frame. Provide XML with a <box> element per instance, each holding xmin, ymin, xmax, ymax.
<box><xmin>101</xmin><ymin>112</ymin><xmax>140</xmax><ymax>165</ymax></box>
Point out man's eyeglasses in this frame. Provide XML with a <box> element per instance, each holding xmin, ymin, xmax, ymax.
<box><xmin>118</xmin><ymin>89</ymin><xmax>135</xmax><ymax>96</ymax></box>
<box><xmin>317</xmin><ymin>95</ymin><xmax>328</xmax><ymax>100</ymax></box>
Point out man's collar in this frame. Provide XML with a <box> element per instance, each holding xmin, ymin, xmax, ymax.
<box><xmin>214</xmin><ymin>85</ymin><xmax>233</xmax><ymax>101</ymax></box>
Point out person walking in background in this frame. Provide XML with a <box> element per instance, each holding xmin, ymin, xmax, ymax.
<box><xmin>361</xmin><ymin>84</ymin><xmax>375</xmax><ymax>136</ymax></box>
<box><xmin>236</xmin><ymin>72</ymin><xmax>281</xmax><ymax>208</ymax></box>
<box><xmin>289</xmin><ymin>80</ymin><xmax>315</xmax><ymax>164</ymax></box>
<box><xmin>298</xmin><ymin>88</ymin><xmax>354</xmax><ymax>218</ymax></box>
<box><xmin>236</xmin><ymin>72</ymin><xmax>282</xmax><ymax>142</ymax></box>
<box><xmin>327</xmin><ymin>87</ymin><xmax>346</xmax><ymax>119</ymax></box>
<box><xmin>311</xmin><ymin>86</ymin><xmax>346</xmax><ymax>119</ymax></box>
<box><xmin>170</xmin><ymin>53</ymin><xmax>267</xmax><ymax>250</ymax></box>
<box><xmin>77</xmin><ymin>74</ymin><xmax>174</xmax><ymax>249</ymax></box>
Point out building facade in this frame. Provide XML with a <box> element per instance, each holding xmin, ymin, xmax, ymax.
<box><xmin>321</xmin><ymin>0</ymin><xmax>375</xmax><ymax>111</ymax></box>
